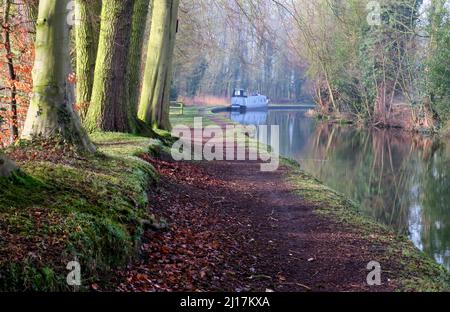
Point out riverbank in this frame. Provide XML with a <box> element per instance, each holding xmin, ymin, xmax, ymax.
<box><xmin>285</xmin><ymin>160</ymin><xmax>450</xmax><ymax>291</ymax></box>
<box><xmin>0</xmin><ymin>107</ymin><xmax>449</xmax><ymax>291</ymax></box>
<box><xmin>308</xmin><ymin>106</ymin><xmax>450</xmax><ymax>136</ymax></box>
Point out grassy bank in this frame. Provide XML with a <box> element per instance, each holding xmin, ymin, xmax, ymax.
<box><xmin>283</xmin><ymin>159</ymin><xmax>450</xmax><ymax>291</ymax></box>
<box><xmin>170</xmin><ymin>106</ymin><xmax>217</xmax><ymax>127</ymax></box>
<box><xmin>0</xmin><ymin>133</ymin><xmax>163</xmax><ymax>291</ymax></box>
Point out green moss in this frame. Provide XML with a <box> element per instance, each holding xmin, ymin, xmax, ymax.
<box><xmin>0</xmin><ymin>171</ymin><xmax>47</xmax><ymax>212</ymax></box>
<box><xmin>283</xmin><ymin>159</ymin><xmax>450</xmax><ymax>292</ymax></box>
<box><xmin>0</xmin><ymin>133</ymin><xmax>161</xmax><ymax>291</ymax></box>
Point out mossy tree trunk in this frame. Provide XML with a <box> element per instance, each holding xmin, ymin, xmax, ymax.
<box><xmin>85</xmin><ymin>0</ymin><xmax>135</xmax><ymax>133</ymax></box>
<box><xmin>0</xmin><ymin>153</ymin><xmax>17</xmax><ymax>177</ymax></box>
<box><xmin>126</xmin><ymin>0</ymin><xmax>154</xmax><ymax>135</ymax></box>
<box><xmin>75</xmin><ymin>0</ymin><xmax>101</xmax><ymax>120</ymax></box>
<box><xmin>21</xmin><ymin>0</ymin><xmax>95</xmax><ymax>153</ymax></box>
<box><xmin>127</xmin><ymin>0</ymin><xmax>150</xmax><ymax>114</ymax></box>
<box><xmin>138</xmin><ymin>0</ymin><xmax>180</xmax><ymax>130</ymax></box>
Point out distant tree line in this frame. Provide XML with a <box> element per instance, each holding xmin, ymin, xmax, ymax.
<box><xmin>172</xmin><ymin>0</ymin><xmax>309</xmax><ymax>103</ymax></box>
<box><xmin>275</xmin><ymin>0</ymin><xmax>449</xmax><ymax>131</ymax></box>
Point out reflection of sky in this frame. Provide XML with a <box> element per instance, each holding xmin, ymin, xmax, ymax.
<box><xmin>408</xmin><ymin>184</ymin><xmax>423</xmax><ymax>251</ymax></box>
<box><xmin>289</xmin><ymin>119</ymin><xmax>294</xmax><ymax>146</ymax></box>
<box><xmin>230</xmin><ymin>111</ymin><xmax>268</xmax><ymax>125</ymax></box>
<box><xmin>409</xmin><ymin>203</ymin><xmax>424</xmax><ymax>251</ymax></box>
<box><xmin>435</xmin><ymin>250</ymin><xmax>450</xmax><ymax>269</ymax></box>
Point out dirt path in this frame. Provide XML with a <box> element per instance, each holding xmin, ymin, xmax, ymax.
<box><xmin>111</xmin><ymin>153</ymin><xmax>395</xmax><ymax>292</ymax></box>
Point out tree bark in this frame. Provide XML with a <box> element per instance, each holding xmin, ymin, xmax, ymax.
<box><xmin>85</xmin><ymin>0</ymin><xmax>135</xmax><ymax>133</ymax></box>
<box><xmin>21</xmin><ymin>0</ymin><xmax>95</xmax><ymax>153</ymax></box>
<box><xmin>75</xmin><ymin>0</ymin><xmax>101</xmax><ymax>120</ymax></box>
<box><xmin>138</xmin><ymin>0</ymin><xmax>180</xmax><ymax>130</ymax></box>
<box><xmin>0</xmin><ymin>153</ymin><xmax>17</xmax><ymax>177</ymax></box>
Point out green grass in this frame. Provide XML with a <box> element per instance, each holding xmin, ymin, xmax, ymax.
<box><xmin>170</xmin><ymin>106</ymin><xmax>217</xmax><ymax>128</ymax></box>
<box><xmin>0</xmin><ymin>133</ymin><xmax>160</xmax><ymax>291</ymax></box>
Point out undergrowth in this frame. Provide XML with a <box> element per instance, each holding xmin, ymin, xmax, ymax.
<box><xmin>0</xmin><ymin>133</ymin><xmax>160</xmax><ymax>291</ymax></box>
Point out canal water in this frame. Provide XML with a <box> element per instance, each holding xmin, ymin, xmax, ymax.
<box><xmin>222</xmin><ymin>109</ymin><xmax>450</xmax><ymax>270</ymax></box>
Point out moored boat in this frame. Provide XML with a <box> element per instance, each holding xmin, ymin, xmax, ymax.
<box><xmin>231</xmin><ymin>89</ymin><xmax>269</xmax><ymax>110</ymax></box>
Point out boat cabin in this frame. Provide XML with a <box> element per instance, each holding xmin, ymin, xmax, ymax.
<box><xmin>233</xmin><ymin>89</ymin><xmax>248</xmax><ymax>98</ymax></box>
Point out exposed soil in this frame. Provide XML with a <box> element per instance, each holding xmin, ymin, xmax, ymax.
<box><xmin>110</xmin><ymin>153</ymin><xmax>396</xmax><ymax>292</ymax></box>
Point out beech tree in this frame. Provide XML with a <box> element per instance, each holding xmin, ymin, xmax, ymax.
<box><xmin>127</xmin><ymin>0</ymin><xmax>151</xmax><ymax>117</ymax></box>
<box><xmin>84</xmin><ymin>0</ymin><xmax>135</xmax><ymax>133</ymax></box>
<box><xmin>75</xmin><ymin>0</ymin><xmax>101</xmax><ymax>119</ymax></box>
<box><xmin>126</xmin><ymin>0</ymin><xmax>155</xmax><ymax>135</ymax></box>
<box><xmin>138</xmin><ymin>0</ymin><xmax>180</xmax><ymax>130</ymax></box>
<box><xmin>21</xmin><ymin>0</ymin><xmax>95</xmax><ymax>153</ymax></box>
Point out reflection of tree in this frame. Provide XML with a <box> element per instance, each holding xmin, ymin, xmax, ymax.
<box><xmin>267</xmin><ymin>110</ymin><xmax>314</xmax><ymax>156</ymax></box>
<box><xmin>419</xmin><ymin>147</ymin><xmax>450</xmax><ymax>269</ymax></box>
<box><xmin>300</xmin><ymin>124</ymin><xmax>439</xmax><ymax>235</ymax></box>
<box><xmin>294</xmin><ymin>121</ymin><xmax>450</xmax><ymax>269</ymax></box>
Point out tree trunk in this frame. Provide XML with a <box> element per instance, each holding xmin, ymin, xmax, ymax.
<box><xmin>126</xmin><ymin>0</ymin><xmax>154</xmax><ymax>134</ymax></box>
<box><xmin>21</xmin><ymin>0</ymin><xmax>95</xmax><ymax>153</ymax></box>
<box><xmin>2</xmin><ymin>0</ymin><xmax>19</xmax><ymax>142</ymax></box>
<box><xmin>85</xmin><ymin>0</ymin><xmax>135</xmax><ymax>133</ymax></box>
<box><xmin>0</xmin><ymin>153</ymin><xmax>17</xmax><ymax>177</ymax></box>
<box><xmin>75</xmin><ymin>0</ymin><xmax>101</xmax><ymax>120</ymax></box>
<box><xmin>138</xmin><ymin>0</ymin><xmax>180</xmax><ymax>130</ymax></box>
<box><xmin>127</xmin><ymin>0</ymin><xmax>150</xmax><ymax>113</ymax></box>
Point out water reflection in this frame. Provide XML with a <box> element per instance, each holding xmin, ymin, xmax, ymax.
<box><xmin>230</xmin><ymin>110</ymin><xmax>268</xmax><ymax>125</ymax></box>
<box><xmin>225</xmin><ymin>109</ymin><xmax>450</xmax><ymax>270</ymax></box>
